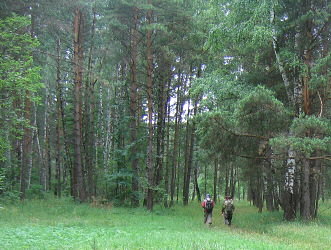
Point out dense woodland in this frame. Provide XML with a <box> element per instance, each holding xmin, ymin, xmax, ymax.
<box><xmin>0</xmin><ymin>0</ymin><xmax>330</xmax><ymax>221</ymax></box>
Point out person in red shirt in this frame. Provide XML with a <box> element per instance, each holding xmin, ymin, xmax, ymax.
<box><xmin>201</xmin><ymin>194</ymin><xmax>215</xmax><ymax>225</ymax></box>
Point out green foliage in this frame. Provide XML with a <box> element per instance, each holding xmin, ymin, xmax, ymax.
<box><xmin>107</xmin><ymin>169</ymin><xmax>133</xmax><ymax>188</ymax></box>
<box><xmin>235</xmin><ymin>85</ymin><xmax>290</xmax><ymax>135</ymax></box>
<box><xmin>191</xmin><ymin>72</ymin><xmax>250</xmax><ymax>112</ymax></box>
<box><xmin>291</xmin><ymin>115</ymin><xmax>331</xmax><ymax>138</ymax></box>
<box><xmin>195</xmin><ymin>81</ymin><xmax>290</xmax><ymax>161</ymax></box>
<box><xmin>0</xmin><ymin>15</ymin><xmax>42</xmax><ymax>161</ymax></box>
<box><xmin>310</xmin><ymin>54</ymin><xmax>331</xmax><ymax>89</ymax></box>
<box><xmin>26</xmin><ymin>184</ymin><xmax>46</xmax><ymax>199</ymax></box>
<box><xmin>0</xmin><ymin>190</ymin><xmax>21</xmax><ymax>204</ymax></box>
<box><xmin>271</xmin><ymin>116</ymin><xmax>331</xmax><ymax>157</ymax></box>
<box><xmin>206</xmin><ymin>0</ymin><xmax>272</xmax><ymax>53</ymax></box>
<box><xmin>271</xmin><ymin>136</ymin><xmax>331</xmax><ymax>157</ymax></box>
<box><xmin>0</xmin><ymin>139</ymin><xmax>9</xmax><ymax>162</ymax></box>
<box><xmin>0</xmin><ymin>169</ymin><xmax>4</xmax><ymax>192</ymax></box>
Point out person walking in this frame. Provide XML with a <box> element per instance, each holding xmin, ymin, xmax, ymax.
<box><xmin>221</xmin><ymin>196</ymin><xmax>235</xmax><ymax>226</ymax></box>
<box><xmin>201</xmin><ymin>194</ymin><xmax>215</xmax><ymax>225</ymax></box>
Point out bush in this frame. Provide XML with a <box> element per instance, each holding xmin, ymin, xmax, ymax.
<box><xmin>0</xmin><ymin>190</ymin><xmax>20</xmax><ymax>204</ymax></box>
<box><xmin>26</xmin><ymin>184</ymin><xmax>46</xmax><ymax>199</ymax></box>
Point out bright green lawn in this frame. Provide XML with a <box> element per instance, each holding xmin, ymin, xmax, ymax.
<box><xmin>1</xmin><ymin>198</ymin><xmax>331</xmax><ymax>249</ymax></box>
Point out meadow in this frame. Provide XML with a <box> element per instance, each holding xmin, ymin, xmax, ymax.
<box><xmin>1</xmin><ymin>198</ymin><xmax>331</xmax><ymax>249</ymax></box>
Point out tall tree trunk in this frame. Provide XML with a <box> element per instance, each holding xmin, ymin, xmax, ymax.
<box><xmin>84</xmin><ymin>7</ymin><xmax>97</xmax><ymax>200</ymax></box>
<box><xmin>20</xmin><ymin>91</ymin><xmax>32</xmax><ymax>200</ymax></box>
<box><xmin>230</xmin><ymin>162</ymin><xmax>235</xmax><ymax>198</ymax></box>
<box><xmin>45</xmin><ymin>109</ymin><xmax>51</xmax><ymax>192</ymax></box>
<box><xmin>301</xmin><ymin>158</ymin><xmax>311</xmax><ymax>219</ymax></box>
<box><xmin>182</xmin><ymin>86</ymin><xmax>191</xmax><ymax>206</ymax></box>
<box><xmin>37</xmin><ymin>95</ymin><xmax>47</xmax><ymax>192</ymax></box>
<box><xmin>146</xmin><ymin>0</ymin><xmax>154</xmax><ymax>210</ymax></box>
<box><xmin>310</xmin><ymin>157</ymin><xmax>320</xmax><ymax>218</ymax></box>
<box><xmin>164</xmin><ymin>103</ymin><xmax>171</xmax><ymax>207</ymax></box>
<box><xmin>225</xmin><ymin>164</ymin><xmax>229</xmax><ymax>196</ymax></box>
<box><xmin>185</xmin><ymin>102</ymin><xmax>196</xmax><ymax>204</ymax></box>
<box><xmin>265</xmin><ymin>162</ymin><xmax>275</xmax><ymax>212</ymax></box>
<box><xmin>130</xmin><ymin>6</ymin><xmax>140</xmax><ymax>207</ymax></box>
<box><xmin>213</xmin><ymin>158</ymin><xmax>218</xmax><ymax>203</ymax></box>
<box><xmin>55</xmin><ymin>38</ymin><xmax>62</xmax><ymax>197</ymax></box>
<box><xmin>183</xmin><ymin>73</ymin><xmax>197</xmax><ymax>205</ymax></box>
<box><xmin>300</xmin><ymin>1</ymin><xmax>315</xmax><ymax>219</ymax></box>
<box><xmin>194</xmin><ymin>162</ymin><xmax>201</xmax><ymax>202</ymax></box>
<box><xmin>283</xmin><ymin>147</ymin><xmax>296</xmax><ymax>220</ymax></box>
<box><xmin>257</xmin><ymin>169</ymin><xmax>263</xmax><ymax>213</ymax></box>
<box><xmin>204</xmin><ymin>164</ymin><xmax>207</xmax><ymax>196</ymax></box>
<box><xmin>20</xmin><ymin>5</ymin><xmax>36</xmax><ymax>200</ymax></box>
<box><xmin>176</xmin><ymin>145</ymin><xmax>181</xmax><ymax>202</ymax></box>
<box><xmin>236</xmin><ymin>165</ymin><xmax>240</xmax><ymax>200</ymax></box>
<box><xmin>154</xmin><ymin>58</ymin><xmax>169</xmax><ymax>190</ymax></box>
<box><xmin>170</xmin><ymin>77</ymin><xmax>183</xmax><ymax>207</ymax></box>
<box><xmin>73</xmin><ymin>7</ymin><xmax>86</xmax><ymax>202</ymax></box>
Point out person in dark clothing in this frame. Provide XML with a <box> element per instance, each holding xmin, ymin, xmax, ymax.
<box><xmin>201</xmin><ymin>194</ymin><xmax>215</xmax><ymax>225</ymax></box>
<box><xmin>221</xmin><ymin>196</ymin><xmax>235</xmax><ymax>226</ymax></box>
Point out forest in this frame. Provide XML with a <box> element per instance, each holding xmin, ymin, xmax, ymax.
<box><xmin>0</xmin><ymin>0</ymin><xmax>330</xmax><ymax>225</ymax></box>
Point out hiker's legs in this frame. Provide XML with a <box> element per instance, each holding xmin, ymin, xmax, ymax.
<box><xmin>206</xmin><ymin>212</ymin><xmax>212</xmax><ymax>224</ymax></box>
<box><xmin>224</xmin><ymin>213</ymin><xmax>230</xmax><ymax>225</ymax></box>
<box><xmin>227</xmin><ymin>213</ymin><xmax>233</xmax><ymax>225</ymax></box>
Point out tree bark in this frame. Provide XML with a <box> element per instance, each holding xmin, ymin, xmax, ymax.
<box><xmin>20</xmin><ymin>91</ymin><xmax>32</xmax><ymax>200</ymax></box>
<box><xmin>194</xmin><ymin>162</ymin><xmax>201</xmax><ymax>202</ymax></box>
<box><xmin>37</xmin><ymin>96</ymin><xmax>47</xmax><ymax>192</ymax></box>
<box><xmin>225</xmin><ymin>164</ymin><xmax>229</xmax><ymax>196</ymax></box>
<box><xmin>164</xmin><ymin>103</ymin><xmax>171</xmax><ymax>207</ymax></box>
<box><xmin>130</xmin><ymin>6</ymin><xmax>140</xmax><ymax>207</ymax></box>
<box><xmin>301</xmin><ymin>158</ymin><xmax>311</xmax><ymax>220</ymax></box>
<box><xmin>170</xmin><ymin>74</ymin><xmax>183</xmax><ymax>207</ymax></box>
<box><xmin>146</xmin><ymin>0</ymin><xmax>154</xmax><ymax>211</ymax></box>
<box><xmin>84</xmin><ymin>7</ymin><xmax>97</xmax><ymax>200</ymax></box>
<box><xmin>182</xmin><ymin>73</ymin><xmax>198</xmax><ymax>204</ymax></box>
<box><xmin>73</xmin><ymin>7</ymin><xmax>86</xmax><ymax>202</ymax></box>
<box><xmin>213</xmin><ymin>158</ymin><xmax>218</xmax><ymax>204</ymax></box>
<box><xmin>154</xmin><ymin>58</ymin><xmax>170</xmax><ymax>190</ymax></box>
<box><xmin>55</xmin><ymin>38</ymin><xmax>62</xmax><ymax>197</ymax></box>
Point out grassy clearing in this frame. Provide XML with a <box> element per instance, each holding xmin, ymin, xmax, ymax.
<box><xmin>1</xmin><ymin>198</ymin><xmax>331</xmax><ymax>249</ymax></box>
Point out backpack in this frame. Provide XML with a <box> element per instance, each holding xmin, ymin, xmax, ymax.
<box><xmin>205</xmin><ymin>199</ymin><xmax>213</xmax><ymax>212</ymax></box>
<box><xmin>224</xmin><ymin>200</ymin><xmax>234</xmax><ymax>213</ymax></box>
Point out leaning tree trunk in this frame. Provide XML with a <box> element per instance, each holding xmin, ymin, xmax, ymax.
<box><xmin>194</xmin><ymin>162</ymin><xmax>201</xmax><ymax>202</ymax></box>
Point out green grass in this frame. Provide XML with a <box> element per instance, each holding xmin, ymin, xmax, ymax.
<box><xmin>1</xmin><ymin>198</ymin><xmax>331</xmax><ymax>249</ymax></box>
